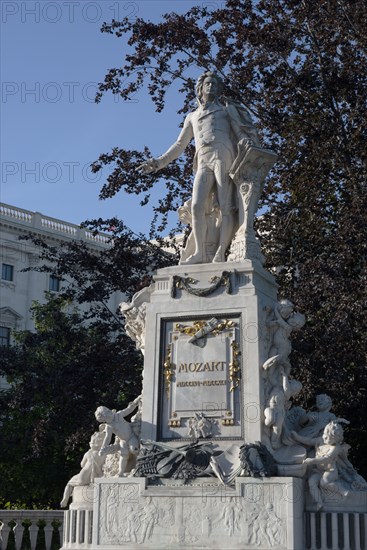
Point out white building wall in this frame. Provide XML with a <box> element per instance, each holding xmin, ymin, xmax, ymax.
<box><xmin>0</xmin><ymin>203</ymin><xmax>125</xmax><ymax>388</ymax></box>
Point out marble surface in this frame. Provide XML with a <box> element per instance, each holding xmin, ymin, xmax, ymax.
<box><xmin>92</xmin><ymin>477</ymin><xmax>304</xmax><ymax>549</ymax></box>
<box><xmin>140</xmin><ymin>261</ymin><xmax>278</xmax><ymax>449</ymax></box>
<box><xmin>138</xmin><ymin>71</ymin><xmax>276</xmax><ymax>265</ymax></box>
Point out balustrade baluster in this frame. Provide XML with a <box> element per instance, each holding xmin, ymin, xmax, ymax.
<box><xmin>44</xmin><ymin>521</ymin><xmax>54</xmax><ymax>550</ymax></box>
<box><xmin>0</xmin><ymin>521</ymin><xmax>11</xmax><ymax>550</ymax></box>
<box><xmin>28</xmin><ymin>522</ymin><xmax>39</xmax><ymax>550</ymax></box>
<box><xmin>58</xmin><ymin>522</ymin><xmax>64</xmax><ymax>548</ymax></box>
<box><xmin>13</xmin><ymin>520</ymin><xmax>24</xmax><ymax>550</ymax></box>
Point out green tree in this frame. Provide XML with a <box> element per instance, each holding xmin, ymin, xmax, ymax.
<box><xmin>0</xmin><ymin>296</ymin><xmax>142</xmax><ymax>508</ymax></box>
<box><xmin>0</xmin><ymin>221</ymin><xmax>173</xmax><ymax>507</ymax></box>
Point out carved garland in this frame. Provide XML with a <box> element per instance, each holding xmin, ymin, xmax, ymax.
<box><xmin>171</xmin><ymin>271</ymin><xmax>232</xmax><ymax>298</ymax></box>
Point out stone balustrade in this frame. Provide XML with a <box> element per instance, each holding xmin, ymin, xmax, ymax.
<box><xmin>305</xmin><ymin>510</ymin><xmax>367</xmax><ymax>550</ymax></box>
<box><xmin>0</xmin><ymin>510</ymin><xmax>64</xmax><ymax>550</ymax></box>
<box><xmin>0</xmin><ymin>203</ymin><xmax>111</xmax><ymax>246</ymax></box>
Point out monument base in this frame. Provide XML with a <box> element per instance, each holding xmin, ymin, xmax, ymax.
<box><xmin>62</xmin><ymin>477</ymin><xmax>304</xmax><ymax>550</ymax></box>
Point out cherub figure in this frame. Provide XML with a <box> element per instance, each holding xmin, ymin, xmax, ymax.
<box><xmin>266</xmin><ymin>300</ymin><xmax>305</xmax><ymax>374</ymax></box>
<box><xmin>60</xmin><ymin>431</ymin><xmax>105</xmax><ymax>508</ymax></box>
<box><xmin>264</xmin><ymin>365</ymin><xmax>303</xmax><ymax>449</ymax></box>
<box><xmin>95</xmin><ymin>395</ymin><xmax>142</xmax><ymax>476</ymax></box>
<box><xmin>119</xmin><ymin>286</ymin><xmax>152</xmax><ymax>355</ymax></box>
<box><xmin>297</xmin><ymin>394</ymin><xmax>348</xmax><ymax>440</ymax></box>
<box><xmin>292</xmin><ymin>420</ymin><xmax>367</xmax><ymax>509</ymax></box>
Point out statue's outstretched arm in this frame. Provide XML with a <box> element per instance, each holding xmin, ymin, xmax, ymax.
<box><xmin>138</xmin><ymin>114</ymin><xmax>193</xmax><ymax>174</ymax></box>
<box><xmin>120</xmin><ymin>398</ymin><xmax>141</xmax><ymax>417</ymax></box>
<box><xmin>100</xmin><ymin>425</ymin><xmax>113</xmax><ymax>452</ymax></box>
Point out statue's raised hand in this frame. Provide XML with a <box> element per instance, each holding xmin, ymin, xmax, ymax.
<box><xmin>137</xmin><ymin>158</ymin><xmax>159</xmax><ymax>174</ymax></box>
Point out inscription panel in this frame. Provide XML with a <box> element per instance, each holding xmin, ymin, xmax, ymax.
<box><xmin>159</xmin><ymin>315</ymin><xmax>242</xmax><ymax>440</ymax></box>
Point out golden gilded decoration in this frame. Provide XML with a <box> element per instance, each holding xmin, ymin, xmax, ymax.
<box><xmin>168</xmin><ymin>418</ymin><xmax>180</xmax><ymax>427</ymax></box>
<box><xmin>175</xmin><ymin>320</ymin><xmax>206</xmax><ymax>336</ymax></box>
<box><xmin>222</xmin><ymin>411</ymin><xmax>234</xmax><ymax>426</ymax></box>
<box><xmin>229</xmin><ymin>340</ymin><xmax>241</xmax><ymax>392</ymax></box>
<box><xmin>212</xmin><ymin>319</ymin><xmax>236</xmax><ymax>336</ymax></box>
<box><xmin>163</xmin><ymin>344</ymin><xmax>174</xmax><ymax>396</ymax></box>
<box><xmin>222</xmin><ymin>418</ymin><xmax>235</xmax><ymax>426</ymax></box>
<box><xmin>175</xmin><ymin>319</ymin><xmax>236</xmax><ymax>337</ymax></box>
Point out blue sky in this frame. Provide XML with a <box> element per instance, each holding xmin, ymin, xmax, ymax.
<box><xmin>1</xmin><ymin>0</ymin><xmax>209</xmax><ymax>235</ymax></box>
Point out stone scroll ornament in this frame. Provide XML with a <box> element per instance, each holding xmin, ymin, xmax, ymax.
<box><xmin>138</xmin><ymin>70</ymin><xmax>276</xmax><ymax>265</ymax></box>
<box><xmin>209</xmin><ymin>442</ymin><xmax>277</xmax><ymax>486</ymax></box>
<box><xmin>171</xmin><ymin>271</ymin><xmax>232</xmax><ymax>298</ymax></box>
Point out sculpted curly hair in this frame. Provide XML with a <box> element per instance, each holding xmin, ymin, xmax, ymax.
<box><xmin>323</xmin><ymin>421</ymin><xmax>344</xmax><ymax>444</ymax></box>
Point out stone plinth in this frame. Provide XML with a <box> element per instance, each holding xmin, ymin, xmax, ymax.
<box><xmin>89</xmin><ymin>477</ymin><xmax>304</xmax><ymax>550</ymax></box>
<box><xmin>140</xmin><ymin>261</ymin><xmax>277</xmax><ymax>449</ymax></box>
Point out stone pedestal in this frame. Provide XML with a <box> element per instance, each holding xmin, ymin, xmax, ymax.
<box><xmin>66</xmin><ymin>477</ymin><xmax>303</xmax><ymax>550</ymax></box>
<box><xmin>140</xmin><ymin>260</ymin><xmax>277</xmax><ymax>449</ymax></box>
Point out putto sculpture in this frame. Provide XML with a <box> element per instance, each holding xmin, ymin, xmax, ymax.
<box><xmin>60</xmin><ymin>431</ymin><xmax>106</xmax><ymax>508</ymax></box>
<box><xmin>139</xmin><ymin>71</ymin><xmax>276</xmax><ymax>264</ymax></box>
<box><xmin>296</xmin><ymin>394</ymin><xmax>348</xmax><ymax>439</ymax></box>
<box><xmin>94</xmin><ymin>395</ymin><xmax>142</xmax><ymax>476</ymax></box>
<box><xmin>292</xmin><ymin>420</ymin><xmax>367</xmax><ymax>509</ymax></box>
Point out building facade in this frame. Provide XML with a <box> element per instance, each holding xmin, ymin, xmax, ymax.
<box><xmin>0</xmin><ymin>203</ymin><xmax>125</xmax><ymax>388</ymax></box>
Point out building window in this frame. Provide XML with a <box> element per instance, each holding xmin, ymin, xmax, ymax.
<box><xmin>1</xmin><ymin>264</ymin><xmax>14</xmax><ymax>281</ymax></box>
<box><xmin>49</xmin><ymin>275</ymin><xmax>61</xmax><ymax>292</ymax></box>
<box><xmin>0</xmin><ymin>327</ymin><xmax>10</xmax><ymax>347</ymax></box>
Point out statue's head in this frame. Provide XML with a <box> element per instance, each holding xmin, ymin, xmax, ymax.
<box><xmin>89</xmin><ymin>430</ymin><xmax>105</xmax><ymax>449</ymax></box>
<box><xmin>316</xmin><ymin>394</ymin><xmax>332</xmax><ymax>411</ymax></box>
<box><xmin>288</xmin><ymin>311</ymin><xmax>306</xmax><ymax>330</ymax></box>
<box><xmin>323</xmin><ymin>421</ymin><xmax>343</xmax><ymax>445</ymax></box>
<box><xmin>95</xmin><ymin>405</ymin><xmax>113</xmax><ymax>423</ymax></box>
<box><xmin>289</xmin><ymin>379</ymin><xmax>303</xmax><ymax>396</ymax></box>
<box><xmin>196</xmin><ymin>71</ymin><xmax>224</xmax><ymax>102</ymax></box>
<box><xmin>278</xmin><ymin>299</ymin><xmax>294</xmax><ymax>320</ymax></box>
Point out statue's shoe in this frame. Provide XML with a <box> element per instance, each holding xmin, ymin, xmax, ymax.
<box><xmin>181</xmin><ymin>253</ymin><xmax>203</xmax><ymax>264</ymax></box>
